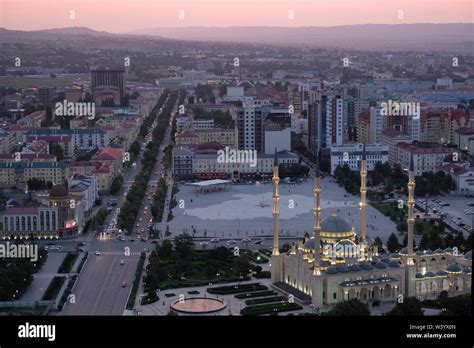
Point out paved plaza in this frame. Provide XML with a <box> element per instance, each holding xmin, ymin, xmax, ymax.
<box><xmin>168</xmin><ymin>177</ymin><xmax>397</xmax><ymax>243</ymax></box>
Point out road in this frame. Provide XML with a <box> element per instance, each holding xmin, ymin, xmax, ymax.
<box><xmin>60</xmin><ymin>90</ymin><xmax>177</xmax><ymax>315</ymax></box>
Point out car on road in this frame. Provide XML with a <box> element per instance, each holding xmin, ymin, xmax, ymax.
<box><xmin>136</xmin><ymin>223</ymin><xmax>140</xmax><ymax>227</ymax></box>
<box><xmin>241</xmin><ymin>238</ymin><xmax>251</xmax><ymax>242</ymax></box>
<box><xmin>226</xmin><ymin>240</ymin><xmax>236</xmax><ymax>245</ymax></box>
<box><xmin>468</xmin><ymin>202</ymin><xmax>474</xmax><ymax>206</ymax></box>
<box><xmin>121</xmin><ymin>282</ymin><xmax>127</xmax><ymax>288</ymax></box>
<box><xmin>130</xmin><ymin>238</ymin><xmax>135</xmax><ymax>242</ymax></box>
<box><xmin>95</xmin><ymin>251</ymin><xmax>101</xmax><ymax>256</ymax></box>
<box><xmin>199</xmin><ymin>242</ymin><xmax>209</xmax><ymax>247</ymax></box>
<box><xmin>254</xmin><ymin>240</ymin><xmax>263</xmax><ymax>245</ymax></box>
<box><xmin>119</xmin><ymin>236</ymin><xmax>126</xmax><ymax>241</ymax></box>
<box><xmin>120</xmin><ymin>260</ymin><xmax>125</xmax><ymax>265</ymax></box>
<box><xmin>210</xmin><ymin>238</ymin><xmax>220</xmax><ymax>243</ymax></box>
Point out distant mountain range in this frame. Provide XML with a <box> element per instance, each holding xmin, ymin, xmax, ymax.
<box><xmin>1</xmin><ymin>24</ymin><xmax>473</xmax><ymax>51</ymax></box>
<box><xmin>129</xmin><ymin>23</ymin><xmax>474</xmax><ymax>51</ymax></box>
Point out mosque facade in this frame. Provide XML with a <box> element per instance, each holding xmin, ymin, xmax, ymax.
<box><xmin>270</xmin><ymin>146</ymin><xmax>472</xmax><ymax>308</ymax></box>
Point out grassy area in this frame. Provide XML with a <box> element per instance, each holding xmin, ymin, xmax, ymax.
<box><xmin>371</xmin><ymin>202</ymin><xmax>407</xmax><ymax>222</ymax></box>
<box><xmin>0</xmin><ymin>306</ymin><xmax>48</xmax><ymax>316</ymax></box>
<box><xmin>235</xmin><ymin>290</ymin><xmax>277</xmax><ymax>299</ymax></box>
<box><xmin>57</xmin><ymin>252</ymin><xmax>79</xmax><ymax>273</ymax></box>
<box><xmin>241</xmin><ymin>302</ymin><xmax>303</xmax><ymax>316</ymax></box>
<box><xmin>57</xmin><ymin>275</ymin><xmax>78</xmax><ymax>311</ymax></box>
<box><xmin>145</xmin><ymin>243</ymin><xmax>252</xmax><ymax>291</ymax></box>
<box><xmin>245</xmin><ymin>296</ymin><xmax>286</xmax><ymax>306</ymax></box>
<box><xmin>207</xmin><ymin>283</ymin><xmax>267</xmax><ymax>295</ymax></box>
<box><xmin>126</xmin><ymin>252</ymin><xmax>146</xmax><ymax>310</ymax></box>
<box><xmin>42</xmin><ymin>276</ymin><xmax>66</xmax><ymax>301</ymax></box>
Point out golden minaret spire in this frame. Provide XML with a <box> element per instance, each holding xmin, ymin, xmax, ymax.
<box><xmin>313</xmin><ymin>150</ymin><xmax>322</xmax><ymax>274</ymax></box>
<box><xmin>272</xmin><ymin>148</ymin><xmax>280</xmax><ymax>256</ymax></box>
<box><xmin>360</xmin><ymin>143</ymin><xmax>368</xmax><ymax>246</ymax></box>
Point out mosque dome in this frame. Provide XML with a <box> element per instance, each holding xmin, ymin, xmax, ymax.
<box><xmin>447</xmin><ymin>263</ymin><xmax>462</xmax><ymax>273</ymax></box>
<box><xmin>374</xmin><ymin>262</ymin><xmax>388</xmax><ymax>269</ymax></box>
<box><xmin>336</xmin><ymin>266</ymin><xmax>350</xmax><ymax>273</ymax></box>
<box><xmin>436</xmin><ymin>270</ymin><xmax>447</xmax><ymax>276</ymax></box>
<box><xmin>388</xmin><ymin>261</ymin><xmax>400</xmax><ymax>268</ymax></box>
<box><xmin>321</xmin><ymin>215</ymin><xmax>352</xmax><ymax>233</ymax></box>
<box><xmin>425</xmin><ymin>272</ymin><xmax>435</xmax><ymax>278</ymax></box>
<box><xmin>349</xmin><ymin>265</ymin><xmax>362</xmax><ymax>272</ymax></box>
<box><xmin>360</xmin><ymin>263</ymin><xmax>374</xmax><ymax>270</ymax></box>
<box><xmin>319</xmin><ymin>214</ymin><xmax>356</xmax><ymax>243</ymax></box>
<box><xmin>325</xmin><ymin>267</ymin><xmax>338</xmax><ymax>274</ymax></box>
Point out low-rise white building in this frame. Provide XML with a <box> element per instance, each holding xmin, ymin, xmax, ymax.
<box><xmin>330</xmin><ymin>143</ymin><xmax>389</xmax><ymax>174</ymax></box>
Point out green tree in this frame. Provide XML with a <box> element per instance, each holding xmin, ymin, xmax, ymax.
<box><xmin>419</xmin><ymin>233</ymin><xmax>430</xmax><ymax>250</ymax></box>
<box><xmin>324</xmin><ymin>299</ymin><xmax>370</xmax><ymax>316</ymax></box>
<box><xmin>387</xmin><ymin>233</ymin><xmax>399</xmax><ymax>252</ymax></box>
<box><xmin>110</xmin><ymin>175</ymin><xmax>124</xmax><ymax>195</ymax></box>
<box><xmin>386</xmin><ymin>297</ymin><xmax>424</xmax><ymax>316</ymax></box>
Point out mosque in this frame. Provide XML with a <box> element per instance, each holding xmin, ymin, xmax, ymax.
<box><xmin>270</xmin><ymin>145</ymin><xmax>472</xmax><ymax>308</ymax></box>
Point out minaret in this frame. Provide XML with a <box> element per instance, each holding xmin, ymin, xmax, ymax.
<box><xmin>359</xmin><ymin>143</ymin><xmax>368</xmax><ymax>257</ymax></box>
<box><xmin>407</xmin><ymin>153</ymin><xmax>415</xmax><ymax>256</ymax></box>
<box><xmin>405</xmin><ymin>153</ymin><xmax>416</xmax><ymax>297</ymax></box>
<box><xmin>271</xmin><ymin>149</ymin><xmax>283</xmax><ymax>283</ymax></box>
<box><xmin>272</xmin><ymin>148</ymin><xmax>280</xmax><ymax>256</ymax></box>
<box><xmin>313</xmin><ymin>151</ymin><xmax>322</xmax><ymax>273</ymax></box>
<box><xmin>311</xmin><ymin>150</ymin><xmax>324</xmax><ymax>308</ymax></box>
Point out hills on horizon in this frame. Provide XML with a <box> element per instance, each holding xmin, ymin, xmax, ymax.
<box><xmin>1</xmin><ymin>23</ymin><xmax>473</xmax><ymax>51</ymax></box>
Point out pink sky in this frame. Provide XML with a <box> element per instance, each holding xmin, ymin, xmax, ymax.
<box><xmin>1</xmin><ymin>0</ymin><xmax>472</xmax><ymax>32</ymax></box>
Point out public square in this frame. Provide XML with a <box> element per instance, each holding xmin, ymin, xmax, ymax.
<box><xmin>168</xmin><ymin>177</ymin><xmax>397</xmax><ymax>243</ymax></box>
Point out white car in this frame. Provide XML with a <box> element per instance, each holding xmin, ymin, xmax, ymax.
<box><xmin>95</xmin><ymin>251</ymin><xmax>101</xmax><ymax>256</ymax></box>
<box><xmin>210</xmin><ymin>238</ymin><xmax>220</xmax><ymax>243</ymax></box>
<box><xmin>199</xmin><ymin>242</ymin><xmax>209</xmax><ymax>247</ymax></box>
<box><xmin>120</xmin><ymin>260</ymin><xmax>125</xmax><ymax>265</ymax></box>
<box><xmin>226</xmin><ymin>240</ymin><xmax>236</xmax><ymax>245</ymax></box>
<box><xmin>241</xmin><ymin>238</ymin><xmax>251</xmax><ymax>242</ymax></box>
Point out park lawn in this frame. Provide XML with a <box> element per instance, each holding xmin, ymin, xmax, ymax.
<box><xmin>148</xmin><ymin>250</ymin><xmax>250</xmax><ymax>291</ymax></box>
<box><xmin>241</xmin><ymin>302</ymin><xmax>303</xmax><ymax>316</ymax></box>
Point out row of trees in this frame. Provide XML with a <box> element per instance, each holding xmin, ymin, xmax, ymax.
<box><xmin>117</xmin><ymin>90</ymin><xmax>178</xmax><ymax>233</ymax></box>
<box><xmin>150</xmin><ymin>178</ymin><xmax>167</xmax><ymax>222</ymax></box>
<box><xmin>385</xmin><ymin>230</ymin><xmax>472</xmax><ymax>253</ymax></box>
<box><xmin>109</xmin><ymin>174</ymin><xmax>124</xmax><ymax>195</ymax></box>
<box><xmin>88</xmin><ymin>207</ymin><xmax>109</xmax><ymax>233</ymax></box>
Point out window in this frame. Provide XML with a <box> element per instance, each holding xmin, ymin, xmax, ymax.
<box><xmin>333</xmin><ymin>292</ymin><xmax>337</xmax><ymax>300</ymax></box>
